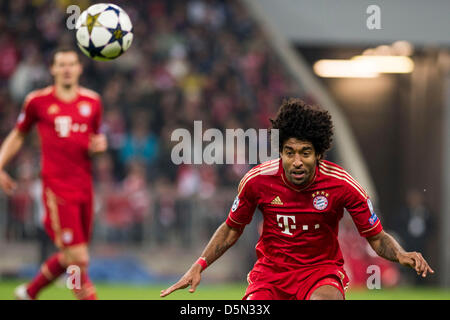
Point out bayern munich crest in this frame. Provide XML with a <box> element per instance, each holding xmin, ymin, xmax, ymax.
<box><xmin>312</xmin><ymin>191</ymin><xmax>329</xmax><ymax>211</ymax></box>
<box><xmin>78</xmin><ymin>103</ymin><xmax>92</xmax><ymax>117</ymax></box>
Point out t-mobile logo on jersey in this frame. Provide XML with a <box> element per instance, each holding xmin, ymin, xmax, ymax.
<box><xmin>55</xmin><ymin>116</ymin><xmax>88</xmax><ymax>137</ymax></box>
<box><xmin>277</xmin><ymin>214</ymin><xmax>296</xmax><ymax>236</ymax></box>
<box><xmin>55</xmin><ymin>116</ymin><xmax>72</xmax><ymax>137</ymax></box>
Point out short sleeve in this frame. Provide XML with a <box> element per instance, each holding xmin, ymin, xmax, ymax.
<box><xmin>225</xmin><ymin>176</ymin><xmax>258</xmax><ymax>230</ymax></box>
<box><xmin>16</xmin><ymin>94</ymin><xmax>37</xmax><ymax>133</ymax></box>
<box><xmin>343</xmin><ymin>185</ymin><xmax>383</xmax><ymax>238</ymax></box>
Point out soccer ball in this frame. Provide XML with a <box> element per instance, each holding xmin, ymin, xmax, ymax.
<box><xmin>75</xmin><ymin>3</ymin><xmax>133</xmax><ymax>61</ymax></box>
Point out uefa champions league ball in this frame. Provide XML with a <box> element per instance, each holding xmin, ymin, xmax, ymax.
<box><xmin>75</xmin><ymin>3</ymin><xmax>133</xmax><ymax>61</ymax></box>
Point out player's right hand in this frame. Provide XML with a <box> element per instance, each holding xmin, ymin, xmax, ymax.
<box><xmin>0</xmin><ymin>170</ymin><xmax>17</xmax><ymax>196</ymax></box>
<box><xmin>160</xmin><ymin>263</ymin><xmax>202</xmax><ymax>298</ymax></box>
<box><xmin>88</xmin><ymin>134</ymin><xmax>108</xmax><ymax>155</ymax></box>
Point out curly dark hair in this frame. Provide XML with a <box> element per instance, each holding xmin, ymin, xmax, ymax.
<box><xmin>270</xmin><ymin>98</ymin><xmax>334</xmax><ymax>157</ymax></box>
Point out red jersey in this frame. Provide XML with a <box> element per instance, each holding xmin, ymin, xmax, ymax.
<box><xmin>16</xmin><ymin>85</ymin><xmax>102</xmax><ymax>202</ymax></box>
<box><xmin>226</xmin><ymin>158</ymin><xmax>383</xmax><ymax>270</ymax></box>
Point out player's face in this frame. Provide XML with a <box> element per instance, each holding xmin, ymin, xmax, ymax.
<box><xmin>281</xmin><ymin>138</ymin><xmax>320</xmax><ymax>186</ymax></box>
<box><xmin>51</xmin><ymin>52</ymin><xmax>82</xmax><ymax>88</ymax></box>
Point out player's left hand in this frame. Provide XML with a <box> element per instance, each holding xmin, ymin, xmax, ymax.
<box><xmin>397</xmin><ymin>251</ymin><xmax>434</xmax><ymax>278</ymax></box>
<box><xmin>88</xmin><ymin>134</ymin><xmax>107</xmax><ymax>154</ymax></box>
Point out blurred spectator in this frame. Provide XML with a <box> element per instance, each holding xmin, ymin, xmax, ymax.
<box><xmin>122</xmin><ymin>161</ymin><xmax>152</xmax><ymax>244</ymax></box>
<box><xmin>393</xmin><ymin>189</ymin><xmax>434</xmax><ymax>254</ymax></box>
<box><xmin>153</xmin><ymin>176</ymin><xmax>177</xmax><ymax>245</ymax></box>
<box><xmin>100</xmin><ymin>185</ymin><xmax>133</xmax><ymax>243</ymax></box>
<box><xmin>6</xmin><ymin>150</ymin><xmax>35</xmax><ymax>240</ymax></box>
<box><xmin>102</xmin><ymin>107</ymin><xmax>127</xmax><ymax>179</ymax></box>
<box><xmin>0</xmin><ymin>34</ymin><xmax>20</xmax><ymax>84</ymax></box>
<box><xmin>9</xmin><ymin>48</ymin><xmax>50</xmax><ymax>103</ymax></box>
<box><xmin>119</xmin><ymin>112</ymin><xmax>159</xmax><ymax>171</ymax></box>
<box><xmin>391</xmin><ymin>189</ymin><xmax>434</xmax><ymax>285</ymax></box>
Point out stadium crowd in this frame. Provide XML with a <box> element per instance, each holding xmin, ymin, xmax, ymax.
<box><xmin>0</xmin><ymin>0</ymin><xmax>301</xmax><ymax>245</ymax></box>
<box><xmin>0</xmin><ymin>0</ymin><xmax>408</xmax><ymax>287</ymax></box>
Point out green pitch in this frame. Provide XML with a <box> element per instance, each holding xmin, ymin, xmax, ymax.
<box><xmin>0</xmin><ymin>280</ymin><xmax>449</xmax><ymax>300</ymax></box>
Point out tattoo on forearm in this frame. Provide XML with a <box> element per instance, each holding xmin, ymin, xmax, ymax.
<box><xmin>202</xmin><ymin>224</ymin><xmax>240</xmax><ymax>265</ymax></box>
<box><xmin>374</xmin><ymin>234</ymin><xmax>403</xmax><ymax>262</ymax></box>
<box><xmin>214</xmin><ymin>240</ymin><xmax>232</xmax><ymax>257</ymax></box>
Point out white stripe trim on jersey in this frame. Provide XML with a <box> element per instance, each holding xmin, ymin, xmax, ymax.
<box><xmin>23</xmin><ymin>86</ymin><xmax>53</xmax><ymax>108</ymax></box>
<box><xmin>239</xmin><ymin>160</ymin><xmax>279</xmax><ymax>188</ymax></box>
<box><xmin>360</xmin><ymin>220</ymin><xmax>381</xmax><ymax>234</ymax></box>
<box><xmin>238</xmin><ymin>164</ymin><xmax>279</xmax><ymax>196</ymax></box>
<box><xmin>319</xmin><ymin>168</ymin><xmax>368</xmax><ymax>200</ymax></box>
<box><xmin>239</xmin><ymin>158</ymin><xmax>279</xmax><ymax>183</ymax></box>
<box><xmin>238</xmin><ymin>163</ymin><xmax>279</xmax><ymax>195</ymax></box>
<box><xmin>320</xmin><ymin>161</ymin><xmax>367</xmax><ymax>192</ymax></box>
<box><xmin>227</xmin><ymin>215</ymin><xmax>245</xmax><ymax>225</ymax></box>
<box><xmin>78</xmin><ymin>87</ymin><xmax>100</xmax><ymax>99</ymax></box>
<box><xmin>238</xmin><ymin>159</ymin><xmax>280</xmax><ymax>191</ymax></box>
<box><xmin>320</xmin><ymin>161</ymin><xmax>368</xmax><ymax>196</ymax></box>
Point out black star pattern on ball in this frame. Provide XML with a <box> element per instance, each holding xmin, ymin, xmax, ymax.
<box><xmin>106</xmin><ymin>22</ymin><xmax>129</xmax><ymax>53</ymax></box>
<box><xmin>104</xmin><ymin>5</ymin><xmax>121</xmax><ymax>16</ymax></box>
<box><xmin>84</xmin><ymin>39</ymin><xmax>108</xmax><ymax>60</ymax></box>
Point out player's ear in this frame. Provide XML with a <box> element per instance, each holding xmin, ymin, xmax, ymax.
<box><xmin>50</xmin><ymin>63</ymin><xmax>57</xmax><ymax>77</ymax></box>
<box><xmin>76</xmin><ymin>61</ymin><xmax>83</xmax><ymax>76</ymax></box>
<box><xmin>74</xmin><ymin>54</ymin><xmax>83</xmax><ymax>74</ymax></box>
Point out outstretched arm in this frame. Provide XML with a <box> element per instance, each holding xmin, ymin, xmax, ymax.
<box><xmin>367</xmin><ymin>230</ymin><xmax>434</xmax><ymax>278</ymax></box>
<box><xmin>160</xmin><ymin>222</ymin><xmax>242</xmax><ymax>297</ymax></box>
<box><xmin>0</xmin><ymin>129</ymin><xmax>26</xmax><ymax>195</ymax></box>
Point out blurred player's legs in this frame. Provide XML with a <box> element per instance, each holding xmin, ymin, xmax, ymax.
<box><xmin>62</xmin><ymin>244</ymin><xmax>97</xmax><ymax>300</ymax></box>
<box><xmin>22</xmin><ymin>252</ymin><xmax>67</xmax><ymax>299</ymax></box>
<box><xmin>16</xmin><ymin>187</ymin><xmax>97</xmax><ymax>300</ymax></box>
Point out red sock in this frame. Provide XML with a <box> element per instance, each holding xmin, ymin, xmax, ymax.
<box><xmin>72</xmin><ymin>268</ymin><xmax>97</xmax><ymax>300</ymax></box>
<box><xmin>27</xmin><ymin>253</ymin><xmax>67</xmax><ymax>299</ymax></box>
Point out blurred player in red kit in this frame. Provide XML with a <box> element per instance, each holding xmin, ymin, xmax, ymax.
<box><xmin>0</xmin><ymin>48</ymin><xmax>107</xmax><ymax>300</ymax></box>
<box><xmin>161</xmin><ymin>98</ymin><xmax>434</xmax><ymax>300</ymax></box>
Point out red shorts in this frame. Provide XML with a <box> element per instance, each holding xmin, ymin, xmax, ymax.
<box><xmin>42</xmin><ymin>186</ymin><xmax>94</xmax><ymax>248</ymax></box>
<box><xmin>243</xmin><ymin>260</ymin><xmax>349</xmax><ymax>300</ymax></box>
